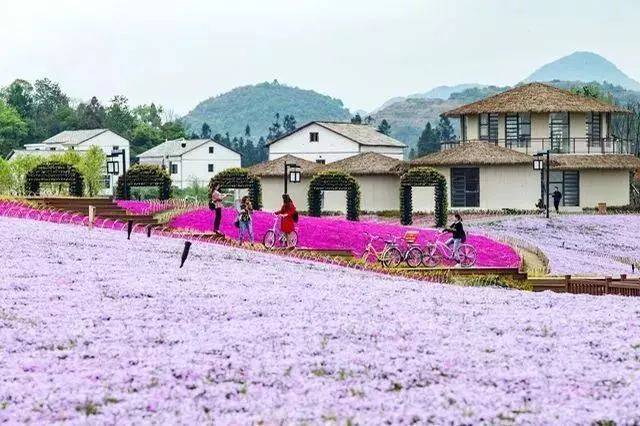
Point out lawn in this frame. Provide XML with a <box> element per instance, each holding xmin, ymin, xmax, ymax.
<box><xmin>473</xmin><ymin>215</ymin><xmax>640</xmax><ymax>276</ymax></box>
<box><xmin>1</xmin><ymin>217</ymin><xmax>640</xmax><ymax>424</ymax></box>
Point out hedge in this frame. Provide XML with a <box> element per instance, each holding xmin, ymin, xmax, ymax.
<box><xmin>116</xmin><ymin>164</ymin><xmax>172</xmax><ymax>200</ymax></box>
<box><xmin>400</xmin><ymin>167</ymin><xmax>448</xmax><ymax>227</ymax></box>
<box><xmin>308</xmin><ymin>171</ymin><xmax>360</xmax><ymax>221</ymax></box>
<box><xmin>25</xmin><ymin>161</ymin><xmax>84</xmax><ymax>197</ymax></box>
<box><xmin>209</xmin><ymin>168</ymin><xmax>262</xmax><ymax>210</ymax></box>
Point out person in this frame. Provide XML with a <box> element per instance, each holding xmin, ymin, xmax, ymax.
<box><xmin>441</xmin><ymin>213</ymin><xmax>465</xmax><ymax>265</ymax></box>
<box><xmin>275</xmin><ymin>194</ymin><xmax>297</xmax><ymax>248</ymax></box>
<box><xmin>535</xmin><ymin>198</ymin><xmax>546</xmax><ymax>216</ymax></box>
<box><xmin>210</xmin><ymin>183</ymin><xmax>230</xmax><ymax>235</ymax></box>
<box><xmin>237</xmin><ymin>196</ymin><xmax>254</xmax><ymax>244</ymax></box>
<box><xmin>552</xmin><ymin>186</ymin><xmax>563</xmax><ymax>214</ymax></box>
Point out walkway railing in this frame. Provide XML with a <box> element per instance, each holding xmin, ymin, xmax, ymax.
<box><xmin>441</xmin><ymin>137</ymin><xmax>639</xmax><ymax>155</ymax></box>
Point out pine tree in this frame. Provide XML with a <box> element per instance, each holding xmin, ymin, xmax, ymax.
<box><xmin>351</xmin><ymin>113</ymin><xmax>362</xmax><ymax>124</ymax></box>
<box><xmin>283</xmin><ymin>114</ymin><xmax>297</xmax><ymax>133</ymax></box>
<box><xmin>436</xmin><ymin>115</ymin><xmax>455</xmax><ymax>142</ymax></box>
<box><xmin>417</xmin><ymin>122</ymin><xmax>440</xmax><ymax>156</ymax></box>
<box><xmin>200</xmin><ymin>122</ymin><xmax>211</xmax><ymax>139</ymax></box>
<box><xmin>377</xmin><ymin>119</ymin><xmax>391</xmax><ymax>135</ymax></box>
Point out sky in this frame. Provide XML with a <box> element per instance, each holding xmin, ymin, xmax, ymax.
<box><xmin>1</xmin><ymin>0</ymin><xmax>639</xmax><ymax>115</ymax></box>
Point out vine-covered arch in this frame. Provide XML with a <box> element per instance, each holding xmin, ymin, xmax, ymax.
<box><xmin>308</xmin><ymin>171</ymin><xmax>360</xmax><ymax>221</ymax></box>
<box><xmin>209</xmin><ymin>168</ymin><xmax>262</xmax><ymax>210</ymax></box>
<box><xmin>116</xmin><ymin>164</ymin><xmax>172</xmax><ymax>200</ymax></box>
<box><xmin>400</xmin><ymin>167</ymin><xmax>448</xmax><ymax>227</ymax></box>
<box><xmin>25</xmin><ymin>161</ymin><xmax>84</xmax><ymax>197</ymax></box>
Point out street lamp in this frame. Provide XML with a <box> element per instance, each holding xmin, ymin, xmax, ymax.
<box><xmin>533</xmin><ymin>150</ymin><xmax>550</xmax><ymax>219</ymax></box>
<box><xmin>106</xmin><ymin>160</ymin><xmax>119</xmax><ymax>175</ymax></box>
<box><xmin>283</xmin><ymin>162</ymin><xmax>301</xmax><ymax>194</ymax></box>
<box><xmin>107</xmin><ymin>148</ymin><xmax>127</xmax><ymax>199</ymax></box>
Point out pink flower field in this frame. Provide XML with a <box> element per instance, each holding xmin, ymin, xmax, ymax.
<box><xmin>1</xmin><ymin>217</ymin><xmax>640</xmax><ymax>424</ymax></box>
<box><xmin>169</xmin><ymin>207</ymin><xmax>521</xmax><ymax>268</ymax></box>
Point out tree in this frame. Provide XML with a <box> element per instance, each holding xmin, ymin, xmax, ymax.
<box><xmin>0</xmin><ymin>100</ymin><xmax>28</xmax><ymax>157</ymax></box>
<box><xmin>244</xmin><ymin>125</ymin><xmax>251</xmax><ymax>138</ymax></box>
<box><xmin>160</xmin><ymin>120</ymin><xmax>187</xmax><ymax>141</ymax></box>
<box><xmin>351</xmin><ymin>113</ymin><xmax>362</xmax><ymax>124</ymax></box>
<box><xmin>377</xmin><ymin>119</ymin><xmax>391</xmax><ymax>135</ymax></box>
<box><xmin>29</xmin><ymin>78</ymin><xmax>74</xmax><ymax>141</ymax></box>
<box><xmin>76</xmin><ymin>96</ymin><xmax>106</xmax><ymax>129</ymax></box>
<box><xmin>77</xmin><ymin>146</ymin><xmax>106</xmax><ymax>196</ymax></box>
<box><xmin>283</xmin><ymin>114</ymin><xmax>297</xmax><ymax>133</ymax></box>
<box><xmin>130</xmin><ymin>123</ymin><xmax>163</xmax><ymax>157</ymax></box>
<box><xmin>1</xmin><ymin>79</ymin><xmax>34</xmax><ymax>119</ymax></box>
<box><xmin>267</xmin><ymin>113</ymin><xmax>283</xmax><ymax>141</ymax></box>
<box><xmin>416</xmin><ymin>122</ymin><xmax>440</xmax><ymax>156</ymax></box>
<box><xmin>408</xmin><ymin>148</ymin><xmax>416</xmax><ymax>159</ymax></box>
<box><xmin>133</xmin><ymin>103</ymin><xmax>163</xmax><ymax>128</ymax></box>
<box><xmin>201</xmin><ymin>122</ymin><xmax>212</xmax><ymax>139</ymax></box>
<box><xmin>364</xmin><ymin>115</ymin><xmax>375</xmax><ymax>125</ymax></box>
<box><xmin>436</xmin><ymin>115</ymin><xmax>455</xmax><ymax>142</ymax></box>
<box><xmin>105</xmin><ymin>96</ymin><xmax>136</xmax><ymax>138</ymax></box>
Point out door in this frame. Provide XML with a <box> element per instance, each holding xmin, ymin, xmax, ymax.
<box><xmin>549</xmin><ymin>112</ymin><xmax>569</xmax><ymax>152</ymax></box>
<box><xmin>546</xmin><ymin>170</ymin><xmax>579</xmax><ymax>207</ymax></box>
<box><xmin>451</xmin><ymin>168</ymin><xmax>480</xmax><ymax>207</ymax></box>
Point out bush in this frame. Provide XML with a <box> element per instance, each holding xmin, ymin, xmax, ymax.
<box><xmin>452</xmin><ymin>274</ymin><xmax>532</xmax><ymax>291</ymax></box>
<box><xmin>116</xmin><ymin>164</ymin><xmax>172</xmax><ymax>200</ymax></box>
<box><xmin>209</xmin><ymin>168</ymin><xmax>262</xmax><ymax>210</ymax></box>
<box><xmin>400</xmin><ymin>167</ymin><xmax>448</xmax><ymax>227</ymax></box>
<box><xmin>25</xmin><ymin>161</ymin><xmax>84</xmax><ymax>197</ymax></box>
<box><xmin>308</xmin><ymin>171</ymin><xmax>360</xmax><ymax>221</ymax></box>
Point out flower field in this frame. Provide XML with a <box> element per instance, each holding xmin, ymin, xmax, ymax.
<box><xmin>474</xmin><ymin>215</ymin><xmax>640</xmax><ymax>276</ymax></box>
<box><xmin>116</xmin><ymin>200</ymin><xmax>184</xmax><ymax>215</ymax></box>
<box><xmin>169</xmin><ymin>207</ymin><xmax>520</xmax><ymax>268</ymax></box>
<box><xmin>1</xmin><ymin>217</ymin><xmax>640</xmax><ymax>424</ymax></box>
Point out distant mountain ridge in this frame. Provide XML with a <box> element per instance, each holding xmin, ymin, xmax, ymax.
<box><xmin>524</xmin><ymin>51</ymin><xmax>640</xmax><ymax>91</ymax></box>
<box><xmin>182</xmin><ymin>81</ymin><xmax>351</xmax><ymax>138</ymax></box>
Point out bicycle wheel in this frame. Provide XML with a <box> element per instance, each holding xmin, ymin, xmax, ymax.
<box><xmin>458</xmin><ymin>244</ymin><xmax>477</xmax><ymax>267</ymax></box>
<box><xmin>383</xmin><ymin>247</ymin><xmax>403</xmax><ymax>268</ymax></box>
<box><xmin>421</xmin><ymin>244</ymin><xmax>442</xmax><ymax>268</ymax></box>
<box><xmin>263</xmin><ymin>230</ymin><xmax>276</xmax><ymax>249</ymax></box>
<box><xmin>405</xmin><ymin>246</ymin><xmax>423</xmax><ymax>268</ymax></box>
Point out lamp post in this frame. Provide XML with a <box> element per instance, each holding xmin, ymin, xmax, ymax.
<box><xmin>283</xmin><ymin>161</ymin><xmax>301</xmax><ymax>194</ymax></box>
<box><xmin>107</xmin><ymin>149</ymin><xmax>127</xmax><ymax>199</ymax></box>
<box><xmin>533</xmin><ymin>150</ymin><xmax>550</xmax><ymax>219</ymax></box>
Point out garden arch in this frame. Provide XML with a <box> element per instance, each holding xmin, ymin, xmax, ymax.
<box><xmin>25</xmin><ymin>161</ymin><xmax>84</xmax><ymax>197</ymax></box>
<box><xmin>209</xmin><ymin>168</ymin><xmax>262</xmax><ymax>210</ymax></box>
<box><xmin>116</xmin><ymin>164</ymin><xmax>172</xmax><ymax>200</ymax></box>
<box><xmin>308</xmin><ymin>171</ymin><xmax>360</xmax><ymax>221</ymax></box>
<box><xmin>400</xmin><ymin>167</ymin><xmax>448</xmax><ymax>227</ymax></box>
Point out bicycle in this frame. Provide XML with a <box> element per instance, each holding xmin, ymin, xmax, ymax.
<box><xmin>263</xmin><ymin>214</ymin><xmax>298</xmax><ymax>249</ymax></box>
<box><xmin>421</xmin><ymin>232</ymin><xmax>477</xmax><ymax>268</ymax></box>
<box><xmin>361</xmin><ymin>232</ymin><xmax>423</xmax><ymax>268</ymax></box>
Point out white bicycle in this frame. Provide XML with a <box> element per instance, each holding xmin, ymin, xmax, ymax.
<box><xmin>263</xmin><ymin>215</ymin><xmax>298</xmax><ymax>249</ymax></box>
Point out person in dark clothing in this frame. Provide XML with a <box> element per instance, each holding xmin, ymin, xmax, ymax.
<box><xmin>552</xmin><ymin>186</ymin><xmax>562</xmax><ymax>214</ymax></box>
<box><xmin>442</xmin><ymin>213</ymin><xmax>466</xmax><ymax>264</ymax></box>
<box><xmin>210</xmin><ymin>183</ymin><xmax>230</xmax><ymax>235</ymax></box>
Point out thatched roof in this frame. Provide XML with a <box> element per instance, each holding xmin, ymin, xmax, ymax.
<box><xmin>410</xmin><ymin>141</ymin><xmax>534</xmax><ymax>167</ymax></box>
<box><xmin>266</xmin><ymin>121</ymin><xmax>407</xmax><ymax>148</ymax></box>
<box><xmin>550</xmin><ymin>154</ymin><xmax>640</xmax><ymax>170</ymax></box>
<box><xmin>319</xmin><ymin>152</ymin><xmax>406</xmax><ymax>175</ymax></box>
<box><xmin>245</xmin><ymin>155</ymin><xmax>321</xmax><ymax>177</ymax></box>
<box><xmin>444</xmin><ymin>83</ymin><xmax>629</xmax><ymax>117</ymax></box>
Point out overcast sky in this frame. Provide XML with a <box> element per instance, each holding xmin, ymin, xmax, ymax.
<box><xmin>1</xmin><ymin>0</ymin><xmax>639</xmax><ymax>114</ymax></box>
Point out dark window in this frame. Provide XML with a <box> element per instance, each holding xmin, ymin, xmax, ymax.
<box><xmin>479</xmin><ymin>113</ymin><xmax>498</xmax><ymax>142</ymax></box>
<box><xmin>209</xmin><ymin>146</ymin><xmax>214</xmax><ymax>154</ymax></box>
<box><xmin>586</xmin><ymin>112</ymin><xmax>601</xmax><ymax>143</ymax></box>
<box><xmin>547</xmin><ymin>170</ymin><xmax>579</xmax><ymax>207</ymax></box>
<box><xmin>49</xmin><ymin>147</ymin><xmax>56</xmax><ymax>151</ymax></box>
<box><xmin>103</xmin><ymin>175</ymin><xmax>111</xmax><ymax>189</ymax></box>
<box><xmin>170</xmin><ymin>163</ymin><xmax>178</xmax><ymax>174</ymax></box>
<box><xmin>549</xmin><ymin>112</ymin><xmax>570</xmax><ymax>152</ymax></box>
<box><xmin>451</xmin><ymin>168</ymin><xmax>480</xmax><ymax>207</ymax></box>
<box><xmin>310</xmin><ymin>132</ymin><xmax>319</xmax><ymax>142</ymax></box>
<box><xmin>505</xmin><ymin>113</ymin><xmax>531</xmax><ymax>148</ymax></box>
<box><xmin>208</xmin><ymin>164</ymin><xmax>214</xmax><ymax>172</ymax></box>
<box><xmin>316</xmin><ymin>159</ymin><xmax>326</xmax><ymax>164</ymax></box>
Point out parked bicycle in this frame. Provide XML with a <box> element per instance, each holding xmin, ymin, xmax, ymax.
<box><xmin>263</xmin><ymin>214</ymin><xmax>298</xmax><ymax>249</ymax></box>
<box><xmin>421</xmin><ymin>232</ymin><xmax>477</xmax><ymax>267</ymax></box>
<box><xmin>361</xmin><ymin>231</ymin><xmax>423</xmax><ymax>268</ymax></box>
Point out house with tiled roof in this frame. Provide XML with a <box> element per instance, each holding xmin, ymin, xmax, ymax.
<box><xmin>137</xmin><ymin>138</ymin><xmax>241</xmax><ymax>189</ymax></box>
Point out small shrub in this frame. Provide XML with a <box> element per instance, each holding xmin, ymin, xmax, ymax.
<box><xmin>453</xmin><ymin>274</ymin><xmax>532</xmax><ymax>291</ymax></box>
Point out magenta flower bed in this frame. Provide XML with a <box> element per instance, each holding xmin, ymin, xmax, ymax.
<box><xmin>169</xmin><ymin>207</ymin><xmax>520</xmax><ymax>268</ymax></box>
<box><xmin>116</xmin><ymin>200</ymin><xmax>175</xmax><ymax>215</ymax></box>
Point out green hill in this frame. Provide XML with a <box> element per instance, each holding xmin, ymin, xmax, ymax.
<box><xmin>182</xmin><ymin>81</ymin><xmax>351</xmax><ymax>138</ymax></box>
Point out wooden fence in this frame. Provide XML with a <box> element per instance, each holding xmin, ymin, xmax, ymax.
<box><xmin>530</xmin><ymin>274</ymin><xmax>640</xmax><ymax>297</ymax></box>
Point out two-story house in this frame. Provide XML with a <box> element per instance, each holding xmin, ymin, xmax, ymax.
<box><xmin>266</xmin><ymin>121</ymin><xmax>406</xmax><ymax>163</ymax></box>
<box><xmin>137</xmin><ymin>138</ymin><xmax>241</xmax><ymax>189</ymax></box>
<box><xmin>412</xmin><ymin>83</ymin><xmax>640</xmax><ymax>210</ymax></box>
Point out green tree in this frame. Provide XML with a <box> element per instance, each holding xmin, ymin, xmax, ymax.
<box><xmin>244</xmin><ymin>124</ymin><xmax>251</xmax><ymax>138</ymax></box>
<box><xmin>351</xmin><ymin>113</ymin><xmax>362</xmax><ymax>124</ymax></box>
<box><xmin>76</xmin><ymin>96</ymin><xmax>106</xmax><ymax>129</ymax></box>
<box><xmin>130</xmin><ymin>123</ymin><xmax>163</xmax><ymax>157</ymax></box>
<box><xmin>77</xmin><ymin>146</ymin><xmax>106</xmax><ymax>196</ymax></box>
<box><xmin>29</xmin><ymin>78</ymin><xmax>74</xmax><ymax>141</ymax></box>
<box><xmin>436</xmin><ymin>115</ymin><xmax>455</xmax><ymax>142</ymax></box>
<box><xmin>0</xmin><ymin>100</ymin><xmax>28</xmax><ymax>157</ymax></box>
<box><xmin>105</xmin><ymin>96</ymin><xmax>136</xmax><ymax>138</ymax></box>
<box><xmin>417</xmin><ymin>122</ymin><xmax>439</xmax><ymax>156</ymax></box>
<box><xmin>133</xmin><ymin>103</ymin><xmax>163</xmax><ymax>128</ymax></box>
<box><xmin>7</xmin><ymin>154</ymin><xmax>44</xmax><ymax>195</ymax></box>
<box><xmin>201</xmin><ymin>122</ymin><xmax>212</xmax><ymax>139</ymax></box>
<box><xmin>283</xmin><ymin>114</ymin><xmax>297</xmax><ymax>133</ymax></box>
<box><xmin>267</xmin><ymin>113</ymin><xmax>282</xmax><ymax>141</ymax></box>
<box><xmin>377</xmin><ymin>119</ymin><xmax>391</xmax><ymax>135</ymax></box>
<box><xmin>1</xmin><ymin>79</ymin><xmax>34</xmax><ymax>119</ymax></box>
<box><xmin>364</xmin><ymin>115</ymin><xmax>375</xmax><ymax>125</ymax></box>
<box><xmin>161</xmin><ymin>120</ymin><xmax>187</xmax><ymax>140</ymax></box>
<box><xmin>0</xmin><ymin>158</ymin><xmax>12</xmax><ymax>194</ymax></box>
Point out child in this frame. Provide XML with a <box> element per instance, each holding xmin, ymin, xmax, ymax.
<box><xmin>237</xmin><ymin>196</ymin><xmax>254</xmax><ymax>244</ymax></box>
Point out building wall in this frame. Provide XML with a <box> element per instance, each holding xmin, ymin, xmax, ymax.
<box><xmin>260</xmin><ymin>177</ymin><xmax>310</xmax><ymax>212</ymax></box>
<box><xmin>268</xmin><ymin>123</ymin><xmax>404</xmax><ymax>162</ymax></box>
<box><xmin>579</xmin><ymin>169</ymin><xmax>630</xmax><ymax>207</ymax></box>
<box><xmin>570</xmin><ymin>112</ymin><xmax>587</xmax><ymax>139</ymax></box>
<box><xmin>465</xmin><ymin>115</ymin><xmax>479</xmax><ymax>140</ymax></box>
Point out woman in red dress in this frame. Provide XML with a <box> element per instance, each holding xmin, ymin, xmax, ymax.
<box><xmin>275</xmin><ymin>194</ymin><xmax>297</xmax><ymax>247</ymax></box>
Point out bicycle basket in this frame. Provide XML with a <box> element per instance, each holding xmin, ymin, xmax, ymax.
<box><xmin>404</xmin><ymin>231</ymin><xmax>419</xmax><ymax>244</ymax></box>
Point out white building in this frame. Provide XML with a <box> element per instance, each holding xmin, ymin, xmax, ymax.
<box><xmin>266</xmin><ymin>121</ymin><xmax>406</xmax><ymax>163</ymax></box>
<box><xmin>137</xmin><ymin>138</ymin><xmax>242</xmax><ymax>189</ymax></box>
<box><xmin>8</xmin><ymin>129</ymin><xmax>130</xmax><ymax>195</ymax></box>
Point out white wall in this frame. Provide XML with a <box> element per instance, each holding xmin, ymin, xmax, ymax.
<box><xmin>579</xmin><ymin>169</ymin><xmax>630</xmax><ymax>207</ymax></box>
<box><xmin>260</xmin><ymin>177</ymin><xmax>310</xmax><ymax>212</ymax></box>
<box><xmin>359</xmin><ymin>145</ymin><xmax>404</xmax><ymax>160</ymax></box>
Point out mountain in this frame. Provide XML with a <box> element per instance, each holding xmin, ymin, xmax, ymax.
<box><xmin>523</xmin><ymin>51</ymin><xmax>640</xmax><ymax>91</ymax></box>
<box><xmin>182</xmin><ymin>81</ymin><xmax>351</xmax><ymax>138</ymax></box>
<box><xmin>409</xmin><ymin>84</ymin><xmax>487</xmax><ymax>100</ymax></box>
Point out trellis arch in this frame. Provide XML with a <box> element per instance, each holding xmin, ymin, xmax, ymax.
<box><xmin>209</xmin><ymin>168</ymin><xmax>262</xmax><ymax>210</ymax></box>
<box><xmin>116</xmin><ymin>164</ymin><xmax>172</xmax><ymax>200</ymax></box>
<box><xmin>308</xmin><ymin>171</ymin><xmax>360</xmax><ymax>221</ymax></box>
<box><xmin>400</xmin><ymin>167</ymin><xmax>448</xmax><ymax>227</ymax></box>
<box><xmin>25</xmin><ymin>161</ymin><xmax>84</xmax><ymax>197</ymax></box>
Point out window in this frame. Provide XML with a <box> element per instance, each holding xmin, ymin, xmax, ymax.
<box><xmin>103</xmin><ymin>175</ymin><xmax>111</xmax><ymax>189</ymax></box>
<box><xmin>479</xmin><ymin>113</ymin><xmax>498</xmax><ymax>141</ymax></box>
<box><xmin>49</xmin><ymin>147</ymin><xmax>56</xmax><ymax>151</ymax></box>
<box><xmin>451</xmin><ymin>168</ymin><xmax>480</xmax><ymax>207</ymax></box>
<box><xmin>547</xmin><ymin>170</ymin><xmax>579</xmax><ymax>207</ymax></box>
<box><xmin>209</xmin><ymin>146</ymin><xmax>214</xmax><ymax>154</ymax></box>
<box><xmin>586</xmin><ymin>112</ymin><xmax>601</xmax><ymax>144</ymax></box>
<box><xmin>315</xmin><ymin>159</ymin><xmax>326</xmax><ymax>164</ymax></box>
<box><xmin>310</xmin><ymin>132</ymin><xmax>319</xmax><ymax>142</ymax></box>
<box><xmin>505</xmin><ymin>113</ymin><xmax>531</xmax><ymax>148</ymax></box>
<box><xmin>208</xmin><ymin>164</ymin><xmax>214</xmax><ymax>172</ymax></box>
<box><xmin>549</xmin><ymin>112</ymin><xmax>570</xmax><ymax>152</ymax></box>
<box><xmin>170</xmin><ymin>163</ymin><xmax>178</xmax><ymax>174</ymax></box>
<box><xmin>112</xmin><ymin>145</ymin><xmax>119</xmax><ymax>151</ymax></box>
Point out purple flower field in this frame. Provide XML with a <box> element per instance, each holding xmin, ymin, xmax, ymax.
<box><xmin>1</xmin><ymin>217</ymin><xmax>640</xmax><ymax>423</ymax></box>
<box><xmin>474</xmin><ymin>215</ymin><xmax>640</xmax><ymax>276</ymax></box>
